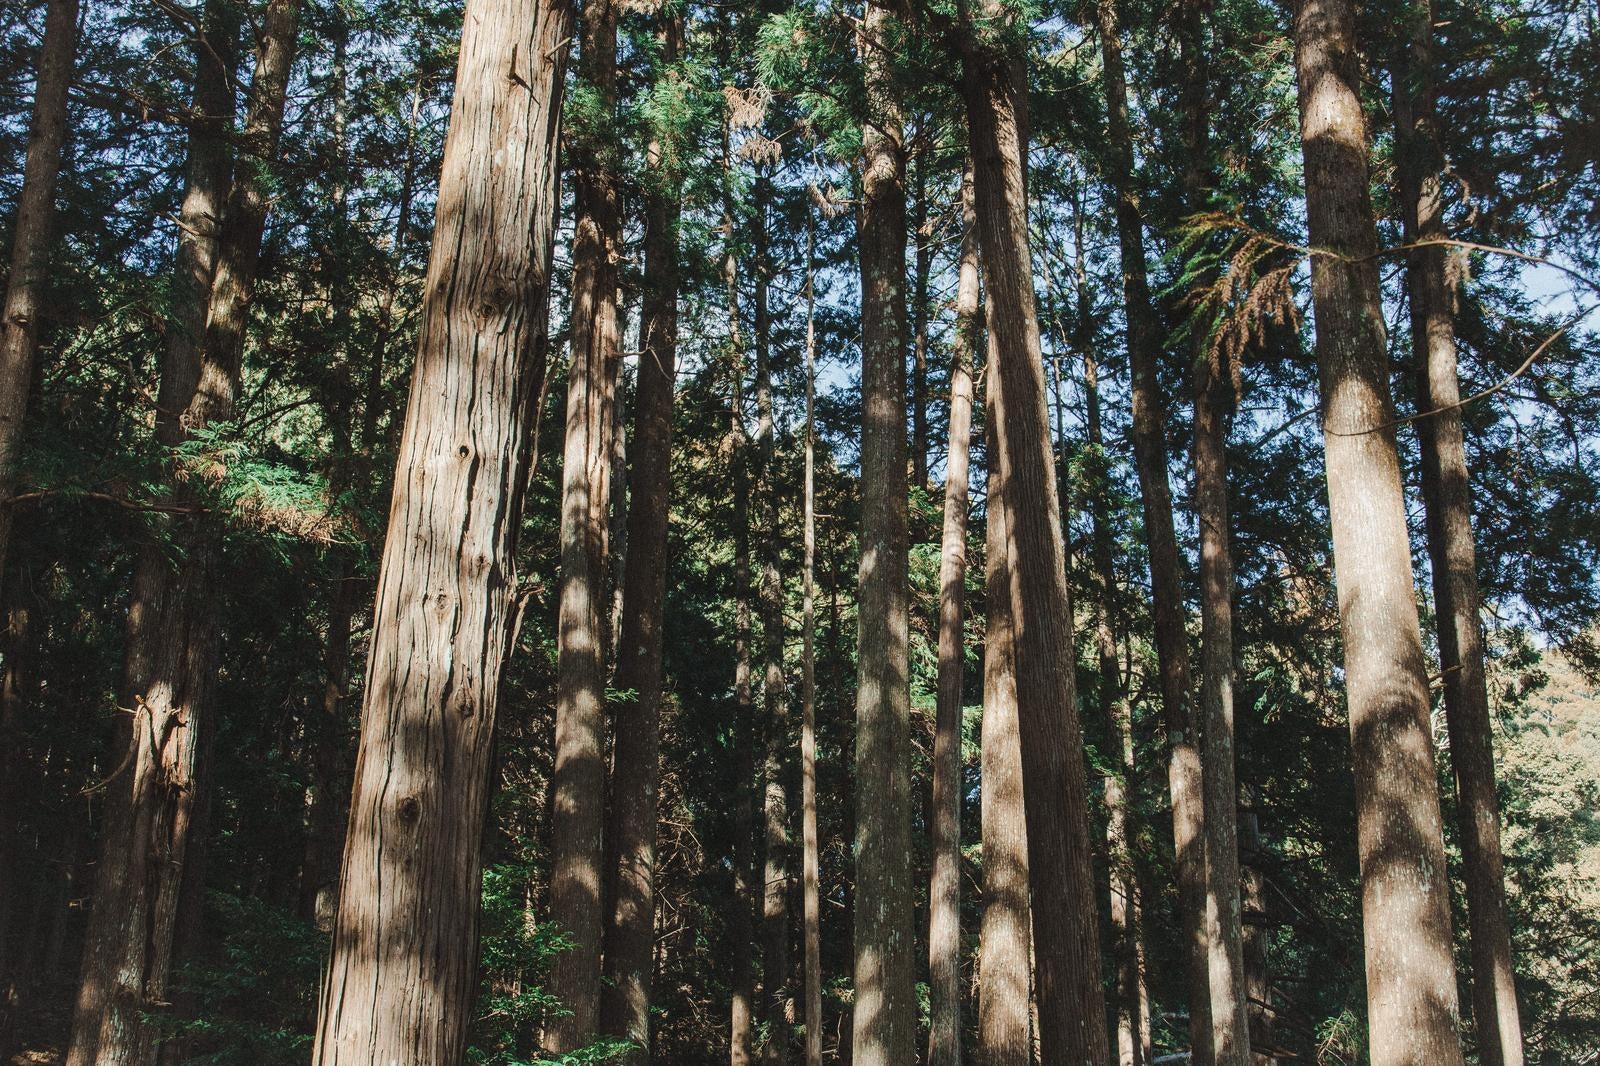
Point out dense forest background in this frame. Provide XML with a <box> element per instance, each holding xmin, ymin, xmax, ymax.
<box><xmin>0</xmin><ymin>0</ymin><xmax>1598</xmax><ymax>1062</ymax></box>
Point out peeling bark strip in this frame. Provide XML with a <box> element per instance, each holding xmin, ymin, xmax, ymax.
<box><xmin>1392</xmin><ymin>9</ymin><xmax>1525</xmax><ymax>1064</ymax></box>
<box><xmin>0</xmin><ymin>0</ymin><xmax>78</xmax><ymax>597</ymax></box>
<box><xmin>309</xmin><ymin>0</ymin><xmax>574</xmax><ymax>1060</ymax></box>
<box><xmin>1291</xmin><ymin>2</ymin><xmax>1466</xmax><ymax>1064</ymax></box>
<box><xmin>962</xmin><ymin>10</ymin><xmax>1110</xmax><ymax>1062</ymax></box>
<box><xmin>926</xmin><ymin>158</ymin><xmax>976</xmax><ymax>1066</ymax></box>
<box><xmin>851</xmin><ymin>2</ymin><xmax>916</xmax><ymax>1062</ymax></box>
<box><xmin>545</xmin><ymin>0</ymin><xmax>623</xmax><ymax>1050</ymax></box>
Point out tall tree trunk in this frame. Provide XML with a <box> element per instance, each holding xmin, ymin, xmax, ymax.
<box><xmin>600</xmin><ymin>17</ymin><xmax>682</xmax><ymax>1061</ymax></box>
<box><xmin>70</xmin><ymin>4</ymin><xmax>298</xmax><ymax>1062</ymax></box>
<box><xmin>1291</xmin><ymin>3</ymin><xmax>1466</xmax><ymax>1063</ymax></box>
<box><xmin>727</xmin><ymin>173</ymin><xmax>758</xmax><ymax>1066</ymax></box>
<box><xmin>1174</xmin><ymin>4</ymin><xmax>1253</xmax><ymax>1061</ymax></box>
<box><xmin>852</xmin><ymin>5</ymin><xmax>916</xmax><ymax>1063</ymax></box>
<box><xmin>911</xmin><ymin>145</ymin><xmax>932</xmax><ymax>490</ymax></box>
<box><xmin>927</xmin><ymin>158</ymin><xmax>977</xmax><ymax>1066</ymax></box>
<box><xmin>978</xmin><ymin>401</ymin><xmax>1030</xmax><ymax>1066</ymax></box>
<box><xmin>753</xmin><ymin>174</ymin><xmax>793</xmax><ymax>1066</ymax></box>
<box><xmin>1082</xmin><ymin>337</ymin><xmax>1144</xmax><ymax>1066</ymax></box>
<box><xmin>1093</xmin><ymin>2</ymin><xmax>1212</xmax><ymax>1056</ymax></box>
<box><xmin>0</xmin><ymin>0</ymin><xmax>77</xmax><ymax>596</ymax></box>
<box><xmin>1238</xmin><ymin>806</ymin><xmax>1274</xmax><ymax>1064</ymax></box>
<box><xmin>961</xmin><ymin>12</ymin><xmax>1111</xmax><ymax>1063</ymax></box>
<box><xmin>800</xmin><ymin>205</ymin><xmax>823</xmax><ymax>1066</ymax></box>
<box><xmin>308</xmin><ymin>0</ymin><xmax>574</xmax><ymax>1058</ymax></box>
<box><xmin>1391</xmin><ymin>10</ymin><xmax>1524</xmax><ymax>1064</ymax></box>
<box><xmin>544</xmin><ymin>0</ymin><xmax>623</xmax><ymax>1050</ymax></box>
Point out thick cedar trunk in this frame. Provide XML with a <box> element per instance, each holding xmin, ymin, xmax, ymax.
<box><xmin>978</xmin><ymin>404</ymin><xmax>1030</xmax><ymax>1066</ymax></box>
<box><xmin>1392</xmin><ymin>12</ymin><xmax>1524</xmax><ymax>1065</ymax></box>
<box><xmin>754</xmin><ymin>175</ymin><xmax>793</xmax><ymax>1066</ymax></box>
<box><xmin>69</xmin><ymin>5</ymin><xmax>297</xmax><ymax>1063</ymax></box>
<box><xmin>851</xmin><ymin>4</ymin><xmax>916</xmax><ymax>1064</ymax></box>
<box><xmin>962</xmin><ymin>16</ymin><xmax>1111</xmax><ymax>1064</ymax></box>
<box><xmin>1291</xmin><ymin>3</ymin><xmax>1467</xmax><ymax>1063</ymax></box>
<box><xmin>727</xmin><ymin>180</ymin><xmax>758</xmax><ymax>1066</ymax></box>
<box><xmin>1094</xmin><ymin>3</ymin><xmax>1211</xmax><ymax>1055</ymax></box>
<box><xmin>1175</xmin><ymin>5</ymin><xmax>1253</xmax><ymax>1061</ymax></box>
<box><xmin>0</xmin><ymin>0</ymin><xmax>77</xmax><ymax>594</ymax></box>
<box><xmin>1083</xmin><ymin>341</ymin><xmax>1144</xmax><ymax>1066</ymax></box>
<box><xmin>599</xmin><ymin>17</ymin><xmax>682</xmax><ymax>1060</ymax></box>
<box><xmin>308</xmin><ymin>0</ymin><xmax>574</xmax><ymax>1058</ymax></box>
<box><xmin>927</xmin><ymin>159</ymin><xmax>977</xmax><ymax>1066</ymax></box>
<box><xmin>544</xmin><ymin>0</ymin><xmax>623</xmax><ymax>1049</ymax></box>
<box><xmin>800</xmin><ymin>208</ymin><xmax>823</xmax><ymax>1066</ymax></box>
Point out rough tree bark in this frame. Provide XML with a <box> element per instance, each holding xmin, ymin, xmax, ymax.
<box><xmin>927</xmin><ymin>158</ymin><xmax>977</xmax><ymax>1066</ymax></box>
<box><xmin>543</xmin><ymin>0</ymin><xmax>624</xmax><ymax>1050</ymax></box>
<box><xmin>0</xmin><ymin>0</ymin><xmax>78</xmax><ymax>596</ymax></box>
<box><xmin>911</xmin><ymin>145</ymin><xmax>932</xmax><ymax>489</ymax></box>
<box><xmin>962</xmin><ymin>10</ymin><xmax>1111</xmax><ymax>1063</ymax></box>
<box><xmin>851</xmin><ymin>4</ymin><xmax>916</xmax><ymax>1063</ymax></box>
<box><xmin>70</xmin><ymin>4</ymin><xmax>297</xmax><ymax>1063</ymax></box>
<box><xmin>1292</xmin><ymin>2</ymin><xmax>1467</xmax><ymax>1063</ymax></box>
<box><xmin>1094</xmin><ymin>2</ymin><xmax>1212</xmax><ymax>1056</ymax></box>
<box><xmin>307</xmin><ymin>0</ymin><xmax>574</xmax><ymax>1059</ymax></box>
<box><xmin>1391</xmin><ymin>9</ymin><xmax>1524</xmax><ymax>1064</ymax></box>
<box><xmin>978</xmin><ymin>397</ymin><xmax>1030</xmax><ymax>1066</ymax></box>
<box><xmin>599</xmin><ymin>16</ymin><xmax>682</xmax><ymax>1062</ymax></box>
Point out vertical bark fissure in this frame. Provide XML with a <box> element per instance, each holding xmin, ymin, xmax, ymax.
<box><xmin>1292</xmin><ymin>2</ymin><xmax>1467</xmax><ymax>1063</ymax></box>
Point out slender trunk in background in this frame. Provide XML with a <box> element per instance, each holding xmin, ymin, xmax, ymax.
<box><xmin>1392</xmin><ymin>10</ymin><xmax>1524</xmax><ymax>1064</ymax></box>
<box><xmin>726</xmin><ymin>172</ymin><xmax>758</xmax><ymax>1066</ymax></box>
<box><xmin>927</xmin><ymin>159</ymin><xmax>977</xmax><ymax>1066</ymax></box>
<box><xmin>70</xmin><ymin>4</ymin><xmax>299</xmax><ymax>1062</ymax></box>
<box><xmin>308</xmin><ymin>0</ymin><xmax>574</xmax><ymax>1058</ymax></box>
<box><xmin>911</xmin><ymin>144</ymin><xmax>932</xmax><ymax>489</ymax></box>
<box><xmin>1238</xmin><ymin>806</ymin><xmax>1275</xmax><ymax>1063</ymax></box>
<box><xmin>753</xmin><ymin>174</ymin><xmax>793</xmax><ymax>1066</ymax></box>
<box><xmin>851</xmin><ymin>4</ymin><xmax>916</xmax><ymax>1063</ymax></box>
<box><xmin>0</xmin><ymin>0</ymin><xmax>77</xmax><ymax>596</ymax></box>
<box><xmin>1175</xmin><ymin>4</ymin><xmax>1253</xmax><ymax>1061</ymax></box>
<box><xmin>962</xmin><ymin>12</ymin><xmax>1111</xmax><ymax>1062</ymax></box>
<box><xmin>1093</xmin><ymin>2</ymin><xmax>1211</xmax><ymax>1055</ymax></box>
<box><xmin>600</xmin><ymin>19</ymin><xmax>682</xmax><ymax>1062</ymax></box>
<box><xmin>1292</xmin><ymin>3</ymin><xmax>1466</xmax><ymax>1063</ymax></box>
<box><xmin>978</xmin><ymin>400</ymin><xmax>1030</xmax><ymax>1066</ymax></box>
<box><xmin>800</xmin><ymin>207</ymin><xmax>823</xmax><ymax>1066</ymax></box>
<box><xmin>544</xmin><ymin>0</ymin><xmax>623</xmax><ymax>1049</ymax></box>
<box><xmin>1082</xmin><ymin>338</ymin><xmax>1145</xmax><ymax>1066</ymax></box>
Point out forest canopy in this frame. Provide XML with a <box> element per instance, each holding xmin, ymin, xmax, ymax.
<box><xmin>0</xmin><ymin>0</ymin><xmax>1597</xmax><ymax>1064</ymax></box>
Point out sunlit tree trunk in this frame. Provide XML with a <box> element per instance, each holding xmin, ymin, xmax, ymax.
<box><xmin>308</xmin><ymin>0</ymin><xmax>574</xmax><ymax>1059</ymax></box>
<box><xmin>1292</xmin><ymin>2</ymin><xmax>1467</xmax><ymax>1063</ymax></box>
<box><xmin>927</xmin><ymin>158</ymin><xmax>977</xmax><ymax>1066</ymax></box>
<box><xmin>851</xmin><ymin>4</ymin><xmax>916</xmax><ymax>1063</ymax></box>
<box><xmin>800</xmin><ymin>205</ymin><xmax>823</xmax><ymax>1066</ymax></box>
<box><xmin>1391</xmin><ymin>9</ymin><xmax>1524</xmax><ymax>1064</ymax></box>
<box><xmin>0</xmin><ymin>0</ymin><xmax>77</xmax><ymax>596</ymax></box>
<box><xmin>544</xmin><ymin>0</ymin><xmax>624</xmax><ymax>1050</ymax></box>
<box><xmin>599</xmin><ymin>17</ymin><xmax>682</xmax><ymax>1060</ymax></box>
<box><xmin>962</xmin><ymin>9</ymin><xmax>1110</xmax><ymax>1062</ymax></box>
